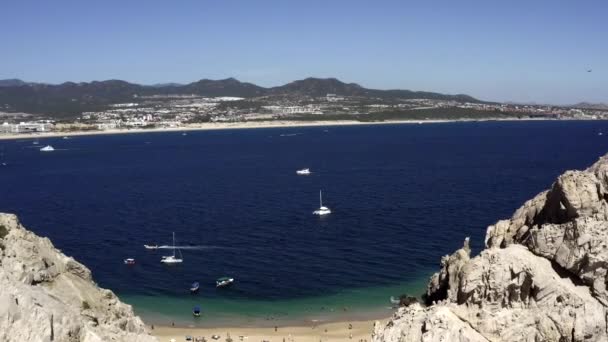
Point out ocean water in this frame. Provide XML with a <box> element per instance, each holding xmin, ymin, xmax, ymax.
<box><xmin>1</xmin><ymin>121</ymin><xmax>608</xmax><ymax>326</ymax></box>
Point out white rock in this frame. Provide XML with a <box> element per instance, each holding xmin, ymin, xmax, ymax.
<box><xmin>375</xmin><ymin>154</ymin><xmax>608</xmax><ymax>342</ymax></box>
<box><xmin>0</xmin><ymin>213</ymin><xmax>157</xmax><ymax>342</ymax></box>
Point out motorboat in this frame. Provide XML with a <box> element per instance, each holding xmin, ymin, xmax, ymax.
<box><xmin>40</xmin><ymin>145</ymin><xmax>55</xmax><ymax>152</ymax></box>
<box><xmin>144</xmin><ymin>244</ymin><xmax>158</xmax><ymax>249</ymax></box>
<box><xmin>216</xmin><ymin>277</ymin><xmax>234</xmax><ymax>288</ymax></box>
<box><xmin>160</xmin><ymin>232</ymin><xmax>183</xmax><ymax>264</ymax></box>
<box><xmin>313</xmin><ymin>190</ymin><xmax>331</xmax><ymax>215</ymax></box>
<box><xmin>190</xmin><ymin>282</ymin><xmax>200</xmax><ymax>293</ymax></box>
<box><xmin>296</xmin><ymin>168</ymin><xmax>311</xmax><ymax>175</ymax></box>
<box><xmin>124</xmin><ymin>258</ymin><xmax>136</xmax><ymax>265</ymax></box>
<box><xmin>193</xmin><ymin>306</ymin><xmax>201</xmax><ymax>317</ymax></box>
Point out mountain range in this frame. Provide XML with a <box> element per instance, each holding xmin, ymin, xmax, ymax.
<box><xmin>0</xmin><ymin>77</ymin><xmax>479</xmax><ymax>118</ymax></box>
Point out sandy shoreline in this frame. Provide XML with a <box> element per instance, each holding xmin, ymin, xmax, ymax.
<box><xmin>0</xmin><ymin>117</ymin><xmax>554</xmax><ymax>141</ymax></box>
<box><xmin>151</xmin><ymin>318</ymin><xmax>386</xmax><ymax>342</ymax></box>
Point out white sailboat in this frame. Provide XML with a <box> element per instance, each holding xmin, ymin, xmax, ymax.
<box><xmin>313</xmin><ymin>190</ymin><xmax>331</xmax><ymax>215</ymax></box>
<box><xmin>160</xmin><ymin>232</ymin><xmax>183</xmax><ymax>264</ymax></box>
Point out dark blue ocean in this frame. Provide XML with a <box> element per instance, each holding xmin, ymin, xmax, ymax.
<box><xmin>1</xmin><ymin>121</ymin><xmax>607</xmax><ymax>325</ymax></box>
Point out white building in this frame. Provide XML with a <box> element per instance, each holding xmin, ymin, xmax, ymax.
<box><xmin>0</xmin><ymin>122</ymin><xmax>53</xmax><ymax>134</ymax></box>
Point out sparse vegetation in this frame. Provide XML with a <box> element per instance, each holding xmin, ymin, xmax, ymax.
<box><xmin>81</xmin><ymin>300</ymin><xmax>91</xmax><ymax>310</ymax></box>
<box><xmin>0</xmin><ymin>224</ymin><xmax>8</xmax><ymax>239</ymax></box>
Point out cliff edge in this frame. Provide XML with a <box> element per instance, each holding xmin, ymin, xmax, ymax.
<box><xmin>0</xmin><ymin>213</ymin><xmax>157</xmax><ymax>342</ymax></box>
<box><xmin>373</xmin><ymin>154</ymin><xmax>608</xmax><ymax>342</ymax></box>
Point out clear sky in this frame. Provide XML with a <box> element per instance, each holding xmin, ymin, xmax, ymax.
<box><xmin>1</xmin><ymin>0</ymin><xmax>606</xmax><ymax>104</ymax></box>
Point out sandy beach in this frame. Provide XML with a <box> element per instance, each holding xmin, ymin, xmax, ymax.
<box><xmin>151</xmin><ymin>318</ymin><xmax>385</xmax><ymax>342</ymax></box>
<box><xmin>0</xmin><ymin>117</ymin><xmax>538</xmax><ymax>141</ymax></box>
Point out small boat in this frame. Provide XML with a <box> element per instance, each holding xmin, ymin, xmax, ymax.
<box><xmin>160</xmin><ymin>232</ymin><xmax>183</xmax><ymax>264</ymax></box>
<box><xmin>193</xmin><ymin>306</ymin><xmax>201</xmax><ymax>317</ymax></box>
<box><xmin>124</xmin><ymin>258</ymin><xmax>136</xmax><ymax>265</ymax></box>
<box><xmin>599</xmin><ymin>132</ymin><xmax>604</xmax><ymax>136</ymax></box>
<box><xmin>182</xmin><ymin>132</ymin><xmax>188</xmax><ymax>136</ymax></box>
<box><xmin>144</xmin><ymin>244</ymin><xmax>158</xmax><ymax>249</ymax></box>
<box><xmin>216</xmin><ymin>277</ymin><xmax>235</xmax><ymax>288</ymax></box>
<box><xmin>296</xmin><ymin>168</ymin><xmax>311</xmax><ymax>175</ymax></box>
<box><xmin>62</xmin><ymin>136</ymin><xmax>70</xmax><ymax>140</ymax></box>
<box><xmin>313</xmin><ymin>190</ymin><xmax>331</xmax><ymax>215</ymax></box>
<box><xmin>190</xmin><ymin>282</ymin><xmax>200</xmax><ymax>293</ymax></box>
<box><xmin>40</xmin><ymin>145</ymin><xmax>55</xmax><ymax>152</ymax></box>
<box><xmin>33</xmin><ymin>140</ymin><xmax>39</xmax><ymax>145</ymax></box>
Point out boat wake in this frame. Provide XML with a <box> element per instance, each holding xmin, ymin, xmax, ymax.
<box><xmin>155</xmin><ymin>245</ymin><xmax>230</xmax><ymax>250</ymax></box>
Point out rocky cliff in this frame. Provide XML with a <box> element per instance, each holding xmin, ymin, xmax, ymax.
<box><xmin>0</xmin><ymin>213</ymin><xmax>158</xmax><ymax>342</ymax></box>
<box><xmin>373</xmin><ymin>154</ymin><xmax>608</xmax><ymax>342</ymax></box>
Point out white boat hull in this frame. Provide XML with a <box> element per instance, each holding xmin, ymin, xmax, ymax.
<box><xmin>313</xmin><ymin>209</ymin><xmax>331</xmax><ymax>215</ymax></box>
<box><xmin>161</xmin><ymin>258</ymin><xmax>183</xmax><ymax>264</ymax></box>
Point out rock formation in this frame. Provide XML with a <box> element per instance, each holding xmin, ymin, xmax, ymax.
<box><xmin>0</xmin><ymin>213</ymin><xmax>158</xmax><ymax>342</ymax></box>
<box><xmin>373</xmin><ymin>154</ymin><xmax>608</xmax><ymax>342</ymax></box>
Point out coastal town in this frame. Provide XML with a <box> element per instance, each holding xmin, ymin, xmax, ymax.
<box><xmin>1</xmin><ymin>92</ymin><xmax>607</xmax><ymax>135</ymax></box>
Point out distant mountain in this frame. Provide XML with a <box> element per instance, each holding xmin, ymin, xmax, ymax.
<box><xmin>0</xmin><ymin>79</ymin><xmax>28</xmax><ymax>87</ymax></box>
<box><xmin>181</xmin><ymin>78</ymin><xmax>266</xmax><ymax>97</ymax></box>
<box><xmin>0</xmin><ymin>77</ymin><xmax>482</xmax><ymax>118</ymax></box>
<box><xmin>571</xmin><ymin>102</ymin><xmax>608</xmax><ymax>110</ymax></box>
<box><xmin>149</xmin><ymin>82</ymin><xmax>184</xmax><ymax>88</ymax></box>
<box><xmin>270</xmin><ymin>77</ymin><xmax>365</xmax><ymax>97</ymax></box>
<box><xmin>270</xmin><ymin>77</ymin><xmax>478</xmax><ymax>102</ymax></box>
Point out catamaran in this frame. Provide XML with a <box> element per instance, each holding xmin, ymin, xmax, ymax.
<box><xmin>313</xmin><ymin>190</ymin><xmax>331</xmax><ymax>215</ymax></box>
<box><xmin>160</xmin><ymin>232</ymin><xmax>183</xmax><ymax>264</ymax></box>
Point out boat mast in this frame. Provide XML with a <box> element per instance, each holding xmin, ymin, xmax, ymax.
<box><xmin>319</xmin><ymin>190</ymin><xmax>322</xmax><ymax>207</ymax></box>
<box><xmin>172</xmin><ymin>232</ymin><xmax>176</xmax><ymax>258</ymax></box>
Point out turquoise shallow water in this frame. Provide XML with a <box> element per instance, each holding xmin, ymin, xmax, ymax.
<box><xmin>120</xmin><ymin>274</ymin><xmax>431</xmax><ymax>327</ymax></box>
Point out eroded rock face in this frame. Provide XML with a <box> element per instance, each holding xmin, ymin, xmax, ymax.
<box><xmin>0</xmin><ymin>213</ymin><xmax>158</xmax><ymax>342</ymax></box>
<box><xmin>374</xmin><ymin>154</ymin><xmax>608</xmax><ymax>342</ymax></box>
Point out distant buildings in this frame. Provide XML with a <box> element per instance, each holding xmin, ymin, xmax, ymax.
<box><xmin>0</xmin><ymin>121</ymin><xmax>53</xmax><ymax>134</ymax></box>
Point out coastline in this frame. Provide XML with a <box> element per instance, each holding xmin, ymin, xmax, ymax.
<box><xmin>120</xmin><ymin>276</ymin><xmax>430</xmax><ymax>330</ymax></box>
<box><xmin>151</xmin><ymin>318</ymin><xmax>386</xmax><ymax>342</ymax></box>
<box><xmin>0</xmin><ymin>117</ymin><xmax>568</xmax><ymax>141</ymax></box>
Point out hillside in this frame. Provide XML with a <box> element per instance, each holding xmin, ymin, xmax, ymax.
<box><xmin>0</xmin><ymin>77</ymin><xmax>482</xmax><ymax>119</ymax></box>
<box><xmin>0</xmin><ymin>213</ymin><xmax>157</xmax><ymax>342</ymax></box>
<box><xmin>373</xmin><ymin>153</ymin><xmax>608</xmax><ymax>341</ymax></box>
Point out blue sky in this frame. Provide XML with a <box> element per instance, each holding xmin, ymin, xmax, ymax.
<box><xmin>1</xmin><ymin>0</ymin><xmax>606</xmax><ymax>104</ymax></box>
